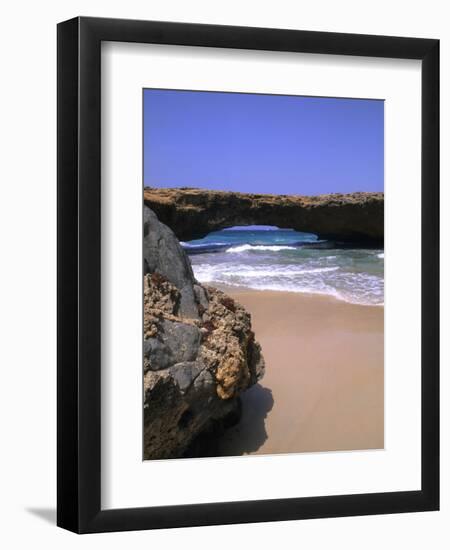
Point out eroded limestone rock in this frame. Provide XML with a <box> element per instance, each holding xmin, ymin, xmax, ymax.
<box><xmin>144</xmin><ymin>187</ymin><xmax>384</xmax><ymax>244</ymax></box>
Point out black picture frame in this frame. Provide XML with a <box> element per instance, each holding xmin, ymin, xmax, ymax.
<box><xmin>57</xmin><ymin>16</ymin><xmax>439</xmax><ymax>533</ymax></box>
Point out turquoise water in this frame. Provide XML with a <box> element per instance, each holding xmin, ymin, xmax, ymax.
<box><xmin>182</xmin><ymin>227</ymin><xmax>384</xmax><ymax>306</ymax></box>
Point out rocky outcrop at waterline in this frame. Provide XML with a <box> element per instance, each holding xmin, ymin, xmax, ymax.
<box><xmin>143</xmin><ymin>206</ymin><xmax>265</xmax><ymax>459</ymax></box>
<box><xmin>144</xmin><ymin>187</ymin><xmax>384</xmax><ymax>245</ymax></box>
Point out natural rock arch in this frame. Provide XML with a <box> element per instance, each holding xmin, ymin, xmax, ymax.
<box><xmin>144</xmin><ymin>187</ymin><xmax>384</xmax><ymax>245</ymax></box>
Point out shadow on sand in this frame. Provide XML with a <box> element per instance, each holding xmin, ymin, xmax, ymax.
<box><xmin>182</xmin><ymin>383</ymin><xmax>274</xmax><ymax>459</ymax></box>
<box><xmin>183</xmin><ymin>383</ymin><xmax>273</xmax><ymax>458</ymax></box>
<box><xmin>216</xmin><ymin>383</ymin><xmax>274</xmax><ymax>456</ymax></box>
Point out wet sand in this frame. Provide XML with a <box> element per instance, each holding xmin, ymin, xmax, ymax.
<box><xmin>216</xmin><ymin>289</ymin><xmax>384</xmax><ymax>456</ymax></box>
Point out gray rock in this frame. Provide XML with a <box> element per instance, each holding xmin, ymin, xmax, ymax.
<box><xmin>193</xmin><ymin>284</ymin><xmax>209</xmax><ymax>311</ymax></box>
<box><xmin>144</xmin><ymin>319</ymin><xmax>201</xmax><ymax>371</ymax></box>
<box><xmin>169</xmin><ymin>361</ymin><xmax>203</xmax><ymax>393</ymax></box>
<box><xmin>143</xmin><ymin>338</ymin><xmax>172</xmax><ymax>371</ymax></box>
<box><xmin>143</xmin><ymin>206</ymin><xmax>200</xmax><ymax>318</ymax></box>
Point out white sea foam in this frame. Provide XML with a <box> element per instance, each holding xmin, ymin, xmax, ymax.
<box><xmin>225</xmin><ymin>244</ymin><xmax>297</xmax><ymax>253</ymax></box>
<box><xmin>186</xmin><ymin>229</ymin><xmax>384</xmax><ymax>307</ymax></box>
<box><xmin>194</xmin><ymin>264</ymin><xmax>339</xmax><ymax>279</ymax></box>
<box><xmin>230</xmin><ymin>266</ymin><xmax>340</xmax><ymax>277</ymax></box>
<box><xmin>181</xmin><ymin>241</ymin><xmax>227</xmax><ymax>248</ymax></box>
<box><xmin>191</xmin><ymin>262</ymin><xmax>383</xmax><ymax>306</ymax></box>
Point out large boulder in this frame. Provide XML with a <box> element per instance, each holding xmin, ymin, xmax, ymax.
<box><xmin>143</xmin><ymin>206</ymin><xmax>265</xmax><ymax>459</ymax></box>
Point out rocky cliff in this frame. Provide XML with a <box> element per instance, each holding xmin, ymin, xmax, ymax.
<box><xmin>144</xmin><ymin>187</ymin><xmax>384</xmax><ymax>245</ymax></box>
<box><xmin>143</xmin><ymin>206</ymin><xmax>265</xmax><ymax>459</ymax></box>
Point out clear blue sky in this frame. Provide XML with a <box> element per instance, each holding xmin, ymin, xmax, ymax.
<box><xmin>143</xmin><ymin>89</ymin><xmax>384</xmax><ymax>195</ymax></box>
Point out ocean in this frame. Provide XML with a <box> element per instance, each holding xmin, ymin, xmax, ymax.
<box><xmin>181</xmin><ymin>227</ymin><xmax>384</xmax><ymax>306</ymax></box>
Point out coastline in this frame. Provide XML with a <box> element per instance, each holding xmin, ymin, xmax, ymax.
<box><xmin>214</xmin><ymin>283</ymin><xmax>384</xmax><ymax>308</ymax></box>
<box><xmin>211</xmin><ymin>287</ymin><xmax>384</xmax><ymax>456</ymax></box>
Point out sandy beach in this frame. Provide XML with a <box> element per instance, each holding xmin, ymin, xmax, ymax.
<box><xmin>215</xmin><ymin>288</ymin><xmax>384</xmax><ymax>456</ymax></box>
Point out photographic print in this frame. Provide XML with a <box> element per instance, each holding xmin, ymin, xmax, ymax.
<box><xmin>57</xmin><ymin>18</ymin><xmax>439</xmax><ymax>531</ymax></box>
<box><xmin>143</xmin><ymin>89</ymin><xmax>384</xmax><ymax>460</ymax></box>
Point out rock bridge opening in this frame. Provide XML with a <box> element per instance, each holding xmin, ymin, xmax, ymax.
<box><xmin>181</xmin><ymin>225</ymin><xmax>321</xmax><ymax>256</ymax></box>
